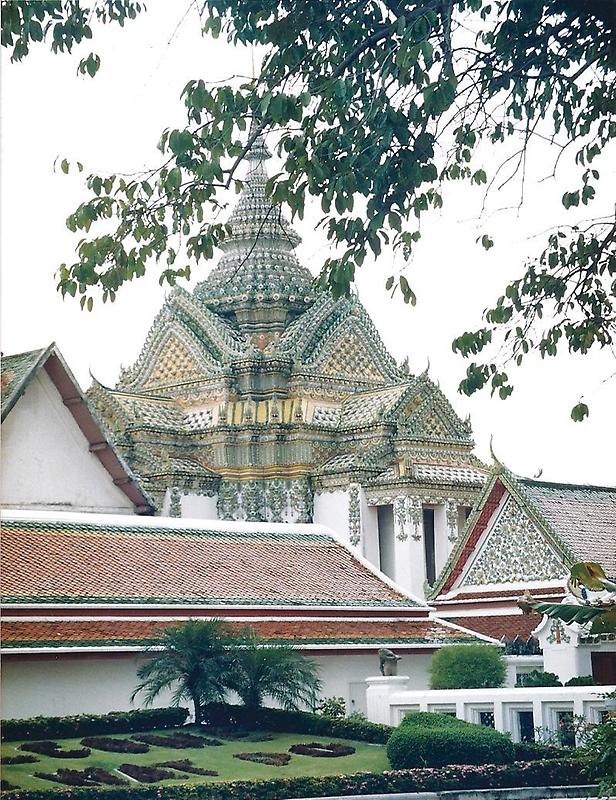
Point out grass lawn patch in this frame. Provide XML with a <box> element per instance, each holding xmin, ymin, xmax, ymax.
<box><xmin>1</xmin><ymin>727</ymin><xmax>388</xmax><ymax>790</ymax></box>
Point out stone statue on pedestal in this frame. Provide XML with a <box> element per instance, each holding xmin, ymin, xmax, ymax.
<box><xmin>378</xmin><ymin>648</ymin><xmax>401</xmax><ymax>676</ymax></box>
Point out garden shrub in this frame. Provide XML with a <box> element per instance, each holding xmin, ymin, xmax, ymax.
<box><xmin>387</xmin><ymin>715</ymin><xmax>514</xmax><ymax>769</ymax></box>
<box><xmin>20</xmin><ymin>742</ymin><xmax>91</xmax><ymax>759</ymax></box>
<box><xmin>202</xmin><ymin>702</ymin><xmax>393</xmax><ymax>743</ymax></box>
<box><xmin>430</xmin><ymin>644</ymin><xmax>506</xmax><ymax>689</ymax></box>
<box><xmin>155</xmin><ymin>761</ymin><xmax>218</xmax><ymax>776</ymax></box>
<box><xmin>517</xmin><ymin>670</ymin><xmax>562</xmax><ymax>687</ymax></box>
<box><xmin>565</xmin><ymin>675</ymin><xmax>596</xmax><ymax>686</ymax></box>
<box><xmin>0</xmin><ymin>759</ymin><xmax>591</xmax><ymax>799</ymax></box>
<box><xmin>81</xmin><ymin>737</ymin><xmax>149</xmax><ymax>754</ymax></box>
<box><xmin>2</xmin><ymin>708</ymin><xmax>189</xmax><ymax>742</ymax></box>
<box><xmin>317</xmin><ymin>697</ymin><xmax>346</xmax><ymax>719</ymax></box>
<box><xmin>288</xmin><ymin>742</ymin><xmax>355</xmax><ymax>757</ymax></box>
<box><xmin>35</xmin><ymin>769</ymin><xmax>127</xmax><ymax>787</ymax></box>
<box><xmin>512</xmin><ymin>741</ymin><xmax>566</xmax><ymax>761</ymax></box>
<box><xmin>233</xmin><ymin>752</ymin><xmax>291</xmax><ymax>766</ymax></box>
<box><xmin>118</xmin><ymin>764</ymin><xmax>178</xmax><ymax>783</ymax></box>
<box><xmin>0</xmin><ymin>781</ymin><xmax>18</xmax><ymax>792</ymax></box>
<box><xmin>2</xmin><ymin>755</ymin><xmax>39</xmax><ymax>765</ymax></box>
<box><xmin>131</xmin><ymin>732</ymin><xmax>222</xmax><ymax>748</ymax></box>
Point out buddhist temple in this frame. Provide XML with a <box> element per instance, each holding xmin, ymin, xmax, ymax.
<box><xmin>88</xmin><ymin>126</ymin><xmax>487</xmax><ymax>599</ymax></box>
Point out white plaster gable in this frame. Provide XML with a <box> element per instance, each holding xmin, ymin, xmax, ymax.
<box><xmin>458</xmin><ymin>494</ymin><xmax>567</xmax><ymax>588</ymax></box>
<box><xmin>1</xmin><ymin>369</ymin><xmax>135</xmax><ymax>513</ymax></box>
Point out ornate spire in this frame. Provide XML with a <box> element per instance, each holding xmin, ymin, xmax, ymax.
<box><xmin>194</xmin><ymin>120</ymin><xmax>316</xmax><ymax>332</ymax></box>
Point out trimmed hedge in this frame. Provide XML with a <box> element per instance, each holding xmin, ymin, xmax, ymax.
<box><xmin>1</xmin><ymin>759</ymin><xmax>591</xmax><ymax>800</ymax></box>
<box><xmin>513</xmin><ymin>741</ymin><xmax>568</xmax><ymax>761</ymax></box>
<box><xmin>399</xmin><ymin>711</ymin><xmax>465</xmax><ymax>729</ymax></box>
<box><xmin>388</xmin><ymin>714</ymin><xmax>514</xmax><ymax>769</ymax></box>
<box><xmin>201</xmin><ymin>703</ymin><xmax>393</xmax><ymax>743</ymax></box>
<box><xmin>2</xmin><ymin>708</ymin><xmax>189</xmax><ymax>742</ymax></box>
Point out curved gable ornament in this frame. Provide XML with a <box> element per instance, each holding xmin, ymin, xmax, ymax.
<box><xmin>399</xmin><ymin>381</ymin><xmax>473</xmax><ymax>442</ymax></box>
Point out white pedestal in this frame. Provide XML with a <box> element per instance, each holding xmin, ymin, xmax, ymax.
<box><xmin>366</xmin><ymin>675</ymin><xmax>410</xmax><ymax>725</ymax></box>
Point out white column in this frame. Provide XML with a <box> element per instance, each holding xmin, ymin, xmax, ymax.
<box><xmin>493</xmin><ymin>699</ymin><xmax>505</xmax><ymax>734</ymax></box>
<box><xmin>366</xmin><ymin>676</ymin><xmax>410</xmax><ymax>725</ymax></box>
<box><xmin>393</xmin><ymin>496</ymin><xmax>413</xmax><ymax>592</ymax></box>
<box><xmin>406</xmin><ymin>496</ymin><xmax>427</xmax><ymax>598</ymax></box>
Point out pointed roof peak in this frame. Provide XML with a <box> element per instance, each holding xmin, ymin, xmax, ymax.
<box><xmin>245</xmin><ymin>118</ymin><xmax>271</xmax><ymax>163</ymax></box>
<box><xmin>193</xmin><ymin>121</ymin><xmax>316</xmax><ymax>324</ymax></box>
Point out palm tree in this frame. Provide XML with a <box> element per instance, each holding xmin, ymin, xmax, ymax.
<box><xmin>131</xmin><ymin>619</ymin><xmax>233</xmax><ymax>724</ymax></box>
<box><xmin>225</xmin><ymin>630</ymin><xmax>322</xmax><ymax>714</ymax></box>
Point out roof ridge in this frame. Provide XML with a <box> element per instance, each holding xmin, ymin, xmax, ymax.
<box><xmin>518</xmin><ymin>476</ymin><xmax>616</xmax><ymax>493</ymax></box>
<box><xmin>2</xmin><ymin>519</ymin><xmax>336</xmax><ymax>542</ymax></box>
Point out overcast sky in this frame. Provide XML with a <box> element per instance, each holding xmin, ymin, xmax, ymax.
<box><xmin>1</xmin><ymin>2</ymin><xmax>614</xmax><ymax>486</ymax></box>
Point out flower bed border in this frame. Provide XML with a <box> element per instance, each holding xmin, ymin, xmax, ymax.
<box><xmin>1</xmin><ymin>758</ymin><xmax>591</xmax><ymax>799</ymax></box>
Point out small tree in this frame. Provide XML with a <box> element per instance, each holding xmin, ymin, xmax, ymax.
<box><xmin>131</xmin><ymin>620</ymin><xmax>233</xmax><ymax>724</ymax></box>
<box><xmin>225</xmin><ymin>631</ymin><xmax>321</xmax><ymax>714</ymax></box>
<box><xmin>517</xmin><ymin>670</ymin><xmax>562</xmax><ymax>688</ymax></box>
<box><xmin>430</xmin><ymin>645</ymin><xmax>505</xmax><ymax>690</ymax></box>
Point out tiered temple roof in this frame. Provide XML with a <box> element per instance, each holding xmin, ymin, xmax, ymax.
<box><xmin>87</xmin><ymin>126</ymin><xmax>486</xmax><ymax>518</ymax></box>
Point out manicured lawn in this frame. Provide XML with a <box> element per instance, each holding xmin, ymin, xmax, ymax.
<box><xmin>1</xmin><ymin>727</ymin><xmax>389</xmax><ymax>790</ymax></box>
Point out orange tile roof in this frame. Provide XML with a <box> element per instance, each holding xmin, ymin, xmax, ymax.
<box><xmin>447</xmin><ymin>614</ymin><xmax>541</xmax><ymax>641</ymax></box>
<box><xmin>1</xmin><ymin>519</ymin><xmax>416</xmax><ymax>607</ymax></box>
<box><xmin>1</xmin><ymin>618</ymin><xmax>481</xmax><ymax>649</ymax></box>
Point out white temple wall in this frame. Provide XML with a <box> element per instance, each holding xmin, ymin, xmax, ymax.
<box><xmin>542</xmin><ymin>641</ymin><xmax>595</xmax><ymax>684</ymax></box>
<box><xmin>313</xmin><ymin>489</ymin><xmax>349</xmax><ymax>543</ymax></box>
<box><xmin>312</xmin><ymin>653</ymin><xmax>432</xmax><ymax>715</ymax></box>
<box><xmin>0</xmin><ymin>371</ymin><xmax>134</xmax><ymax>514</ymax></box>
<box><xmin>180</xmin><ymin>493</ymin><xmax>218</xmax><ymax>521</ymax></box>
<box><xmin>1</xmin><ymin>655</ymin><xmax>175</xmax><ymax>720</ymax></box>
<box><xmin>2</xmin><ymin>651</ymin><xmax>432</xmax><ymax>721</ymax></box>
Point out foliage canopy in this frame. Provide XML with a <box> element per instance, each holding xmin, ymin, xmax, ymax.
<box><xmin>2</xmin><ymin>0</ymin><xmax>615</xmax><ymax>414</ymax></box>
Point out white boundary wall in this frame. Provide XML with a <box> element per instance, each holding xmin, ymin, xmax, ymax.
<box><xmin>366</xmin><ymin>677</ymin><xmax>614</xmax><ymax>742</ymax></box>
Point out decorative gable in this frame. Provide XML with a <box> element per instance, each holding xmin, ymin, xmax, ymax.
<box><xmin>393</xmin><ymin>380</ymin><xmax>472</xmax><ymax>442</ymax></box>
<box><xmin>118</xmin><ymin>318</ymin><xmax>224</xmax><ymax>394</ymax></box>
<box><xmin>285</xmin><ymin>296</ymin><xmax>400</xmax><ymax>386</ymax></box>
<box><xmin>320</xmin><ymin>328</ymin><xmax>387</xmax><ymax>382</ymax></box>
<box><xmin>144</xmin><ymin>334</ymin><xmax>205</xmax><ymax>389</ymax></box>
<box><xmin>463</xmin><ymin>495</ymin><xmax>565</xmax><ymax>585</ymax></box>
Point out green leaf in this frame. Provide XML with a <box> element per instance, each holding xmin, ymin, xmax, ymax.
<box><xmin>570</xmin><ymin>402</ymin><xmax>589</xmax><ymax>422</ymax></box>
<box><xmin>570</xmin><ymin>562</ymin><xmax>606</xmax><ymax>590</ymax></box>
<box><xmin>480</xmin><ymin>234</ymin><xmax>494</xmax><ymax>250</ymax></box>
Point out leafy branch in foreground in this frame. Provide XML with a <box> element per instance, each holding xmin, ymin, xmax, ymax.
<box><xmin>519</xmin><ymin>561</ymin><xmax>616</xmax><ymax>635</ymax></box>
<box><xmin>1</xmin><ymin>0</ymin><xmax>144</xmax><ymax>76</ymax></box>
<box><xmin>3</xmin><ymin>0</ymin><xmax>615</xmax><ymax>414</ymax></box>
